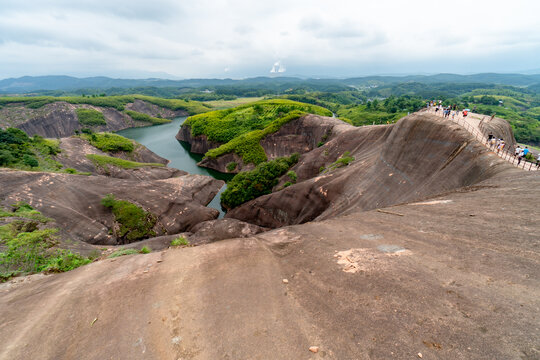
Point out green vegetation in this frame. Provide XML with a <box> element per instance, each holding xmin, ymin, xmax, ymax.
<box><xmin>226</xmin><ymin>161</ymin><xmax>238</xmax><ymax>172</ymax></box>
<box><xmin>0</xmin><ymin>128</ymin><xmax>64</xmax><ymax>171</ymax></box>
<box><xmin>3</xmin><ymin>77</ymin><xmax>539</xmax><ymax>145</ymax></box>
<box><xmin>76</xmin><ymin>108</ymin><xmax>107</xmax><ymax>126</ymax></box>
<box><xmin>185</xmin><ymin>99</ymin><xmax>332</xmax><ymax>144</ymax></box>
<box><xmin>86</xmin><ymin>154</ymin><xmax>164</xmax><ymax>172</ymax></box>
<box><xmin>107</xmin><ymin>248</ymin><xmax>138</xmax><ymax>258</ymax></box>
<box><xmin>205</xmin><ymin>111</ymin><xmax>306</xmax><ymax>165</ymax></box>
<box><xmin>81</xmin><ymin>132</ymin><xmax>134</xmax><ymax>153</ymax></box>
<box><xmin>101</xmin><ymin>194</ymin><xmax>157</xmax><ymax>242</ymax></box>
<box><xmin>0</xmin><ymin>95</ymin><xmax>210</xmax><ymax>115</ymax></box>
<box><xmin>221</xmin><ymin>154</ymin><xmax>299</xmax><ymax>209</ymax></box>
<box><xmin>337</xmin><ymin>96</ymin><xmax>425</xmax><ymax>126</ymax></box>
<box><xmin>203</xmin><ymin>97</ymin><xmax>265</xmax><ymax>109</ymax></box>
<box><xmin>0</xmin><ymin>203</ymin><xmax>91</xmax><ymax>281</ymax></box>
<box><xmin>286</xmin><ymin>170</ymin><xmax>297</xmax><ymax>183</ymax></box>
<box><xmin>0</xmin><ymin>201</ymin><xmax>52</xmax><ymax>223</ymax></box>
<box><xmin>107</xmin><ymin>246</ymin><xmax>152</xmax><ymax>258</ymax></box>
<box><xmin>133</xmin><ymin>95</ymin><xmax>210</xmax><ymax>115</ymax></box>
<box><xmin>320</xmin><ymin>151</ymin><xmax>355</xmax><ymax>174</ymax></box>
<box><xmin>170</xmin><ymin>236</ymin><xmax>189</xmax><ymax>246</ymax></box>
<box><xmin>124</xmin><ymin>110</ymin><xmax>171</xmax><ymax>125</ymax></box>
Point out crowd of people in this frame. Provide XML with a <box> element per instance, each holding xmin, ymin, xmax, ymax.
<box><xmin>427</xmin><ymin>100</ymin><xmax>469</xmax><ymax>120</ymax></box>
<box><xmin>427</xmin><ymin>100</ymin><xmax>539</xmax><ymax>170</ymax></box>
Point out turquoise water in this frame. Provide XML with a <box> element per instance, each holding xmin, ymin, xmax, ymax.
<box><xmin>117</xmin><ymin>117</ymin><xmax>233</xmax><ymax>217</ymax></box>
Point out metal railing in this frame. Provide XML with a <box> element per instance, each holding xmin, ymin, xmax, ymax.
<box><xmin>425</xmin><ymin>107</ymin><xmax>538</xmax><ymax>171</ymax></box>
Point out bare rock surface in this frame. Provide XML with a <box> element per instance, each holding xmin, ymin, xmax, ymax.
<box><xmin>0</xmin><ymin>169</ymin><xmax>538</xmax><ymax>359</ymax></box>
<box><xmin>226</xmin><ymin>113</ymin><xmax>515</xmax><ymax>228</ymax></box>
<box><xmin>0</xmin><ymin>170</ymin><xmax>224</xmax><ymax>245</ymax></box>
<box><xmin>55</xmin><ymin>137</ymin><xmax>185</xmax><ymax>180</ymax></box>
<box><xmin>120</xmin><ymin>233</ymin><xmax>192</xmax><ymax>251</ymax></box>
<box><xmin>0</xmin><ymin>100</ymin><xmax>184</xmax><ymax>138</ymax></box>
<box><xmin>187</xmin><ymin>218</ymin><xmax>267</xmax><ymax>245</ymax></box>
<box><xmin>175</xmin><ymin>125</ymin><xmax>221</xmax><ymax>154</ymax></box>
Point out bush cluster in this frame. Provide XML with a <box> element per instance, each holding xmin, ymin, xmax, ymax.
<box><xmin>220</xmin><ymin>154</ymin><xmax>299</xmax><ymax>209</ymax></box>
<box><xmin>0</xmin><ymin>95</ymin><xmax>210</xmax><ymax>115</ymax></box>
<box><xmin>205</xmin><ymin>111</ymin><xmax>306</xmax><ymax>165</ymax></box>
<box><xmin>76</xmin><ymin>108</ymin><xmax>107</xmax><ymax>126</ymax></box>
<box><xmin>101</xmin><ymin>194</ymin><xmax>157</xmax><ymax>242</ymax></box>
<box><xmin>124</xmin><ymin>110</ymin><xmax>171</xmax><ymax>125</ymax></box>
<box><xmin>320</xmin><ymin>151</ymin><xmax>355</xmax><ymax>173</ymax></box>
<box><xmin>185</xmin><ymin>99</ymin><xmax>332</xmax><ymax>144</ymax></box>
<box><xmin>0</xmin><ymin>128</ymin><xmax>61</xmax><ymax>170</ymax></box>
<box><xmin>82</xmin><ymin>132</ymin><xmax>134</xmax><ymax>153</ymax></box>
<box><xmin>0</xmin><ymin>203</ymin><xmax>91</xmax><ymax>281</ymax></box>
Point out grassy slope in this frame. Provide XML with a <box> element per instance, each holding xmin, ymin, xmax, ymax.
<box><xmin>203</xmin><ymin>97</ymin><xmax>265</xmax><ymax>109</ymax></box>
<box><xmin>183</xmin><ymin>99</ymin><xmax>331</xmax><ymax>165</ymax></box>
<box><xmin>86</xmin><ymin>154</ymin><xmax>164</xmax><ymax>170</ymax></box>
<box><xmin>185</xmin><ymin>99</ymin><xmax>332</xmax><ymax>144</ymax></box>
<box><xmin>0</xmin><ymin>95</ymin><xmax>210</xmax><ymax>115</ymax></box>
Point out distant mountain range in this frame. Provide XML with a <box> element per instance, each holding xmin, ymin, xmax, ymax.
<box><xmin>1</xmin><ymin>73</ymin><xmax>540</xmax><ymax>93</ymax></box>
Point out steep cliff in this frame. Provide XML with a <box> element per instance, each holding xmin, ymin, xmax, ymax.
<box><xmin>0</xmin><ymin>170</ymin><xmax>223</xmax><ymax>245</ymax></box>
<box><xmin>0</xmin><ymin>100</ymin><xmax>189</xmax><ymax>138</ymax></box>
<box><xmin>225</xmin><ymin>113</ymin><xmax>515</xmax><ymax>227</ymax></box>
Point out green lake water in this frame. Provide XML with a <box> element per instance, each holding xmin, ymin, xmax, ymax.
<box><xmin>117</xmin><ymin>117</ymin><xmax>233</xmax><ymax>217</ymax></box>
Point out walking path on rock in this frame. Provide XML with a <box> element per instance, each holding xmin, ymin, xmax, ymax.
<box><xmin>425</xmin><ymin>107</ymin><xmax>539</xmax><ymax>171</ymax></box>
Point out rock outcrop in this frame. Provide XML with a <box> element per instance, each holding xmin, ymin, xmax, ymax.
<box><xmin>1</xmin><ymin>167</ymin><xmax>538</xmax><ymax>359</ymax></box>
<box><xmin>178</xmin><ymin>114</ymin><xmax>346</xmax><ymax>173</ymax></box>
<box><xmin>54</xmin><ymin>137</ymin><xmax>185</xmax><ymax>180</ymax></box>
<box><xmin>226</xmin><ymin>113</ymin><xmax>515</xmax><ymax>228</ymax></box>
<box><xmin>0</xmin><ymin>170</ymin><xmax>224</xmax><ymax>245</ymax></box>
<box><xmin>175</xmin><ymin>125</ymin><xmax>221</xmax><ymax>154</ymax></box>
<box><xmin>187</xmin><ymin>218</ymin><xmax>267</xmax><ymax>245</ymax></box>
<box><xmin>0</xmin><ymin>100</ymin><xmax>188</xmax><ymax>138</ymax></box>
<box><xmin>125</xmin><ymin>99</ymin><xmax>185</xmax><ymax>118</ymax></box>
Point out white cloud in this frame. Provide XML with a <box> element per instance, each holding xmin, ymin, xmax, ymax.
<box><xmin>0</xmin><ymin>0</ymin><xmax>539</xmax><ymax>78</ymax></box>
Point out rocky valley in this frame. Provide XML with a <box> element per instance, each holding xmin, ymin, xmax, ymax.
<box><xmin>0</xmin><ymin>96</ymin><xmax>538</xmax><ymax>359</ymax></box>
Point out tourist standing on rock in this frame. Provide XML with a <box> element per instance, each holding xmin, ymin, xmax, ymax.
<box><xmin>497</xmin><ymin>139</ymin><xmax>505</xmax><ymax>154</ymax></box>
<box><xmin>463</xmin><ymin>109</ymin><xmax>468</xmax><ymax>118</ymax></box>
<box><xmin>518</xmin><ymin>149</ymin><xmax>525</xmax><ymax>165</ymax></box>
<box><xmin>490</xmin><ymin>136</ymin><xmax>497</xmax><ymax>149</ymax></box>
<box><xmin>515</xmin><ymin>145</ymin><xmax>522</xmax><ymax>158</ymax></box>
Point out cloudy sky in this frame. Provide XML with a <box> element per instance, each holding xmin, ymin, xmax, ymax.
<box><xmin>1</xmin><ymin>0</ymin><xmax>539</xmax><ymax>79</ymax></box>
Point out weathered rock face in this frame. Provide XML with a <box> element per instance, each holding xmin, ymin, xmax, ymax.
<box><xmin>260</xmin><ymin>114</ymin><xmax>342</xmax><ymax>159</ymax></box>
<box><xmin>54</xmin><ymin>137</ymin><xmax>185</xmax><ymax>180</ymax></box>
<box><xmin>479</xmin><ymin>116</ymin><xmax>517</xmax><ymax>151</ymax></box>
<box><xmin>1</xmin><ymin>166</ymin><xmax>538</xmax><ymax>360</ymax></box>
<box><xmin>12</xmin><ymin>102</ymin><xmax>138</xmax><ymax>138</ymax></box>
<box><xmin>0</xmin><ymin>100</ymin><xmax>185</xmax><ymax>138</ymax></box>
<box><xmin>125</xmin><ymin>99</ymin><xmax>187</xmax><ymax>118</ymax></box>
<box><xmin>226</xmin><ymin>113</ymin><xmax>515</xmax><ymax>228</ymax></box>
<box><xmin>197</xmin><ymin>152</ymin><xmax>254</xmax><ymax>174</ymax></box>
<box><xmin>187</xmin><ymin>218</ymin><xmax>267</xmax><ymax>245</ymax></box>
<box><xmin>179</xmin><ymin>114</ymin><xmax>348</xmax><ymax>173</ymax></box>
<box><xmin>175</xmin><ymin>125</ymin><xmax>221</xmax><ymax>154</ymax></box>
<box><xmin>0</xmin><ymin>170</ymin><xmax>224</xmax><ymax>245</ymax></box>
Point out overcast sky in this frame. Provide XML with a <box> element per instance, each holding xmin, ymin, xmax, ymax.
<box><xmin>1</xmin><ymin>0</ymin><xmax>539</xmax><ymax>79</ymax></box>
